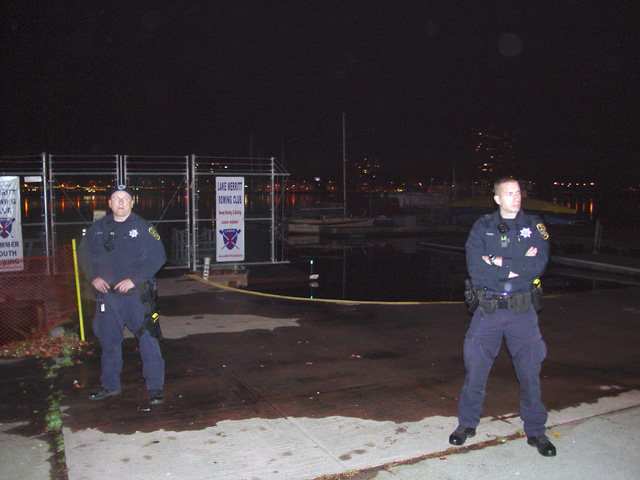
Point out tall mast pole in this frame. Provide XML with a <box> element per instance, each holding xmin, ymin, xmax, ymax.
<box><xmin>342</xmin><ymin>112</ymin><xmax>346</xmax><ymax>215</ymax></box>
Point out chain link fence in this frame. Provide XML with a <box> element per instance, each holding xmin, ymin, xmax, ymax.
<box><xmin>1</xmin><ymin>153</ymin><xmax>290</xmax><ymax>348</ymax></box>
<box><xmin>0</xmin><ymin>245</ymin><xmax>78</xmax><ymax>346</ymax></box>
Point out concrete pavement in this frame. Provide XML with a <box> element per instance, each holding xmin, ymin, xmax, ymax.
<box><xmin>2</xmin><ymin>273</ymin><xmax>640</xmax><ymax>479</ymax></box>
<box><xmin>363</xmin><ymin>402</ymin><xmax>640</xmax><ymax>480</ymax></box>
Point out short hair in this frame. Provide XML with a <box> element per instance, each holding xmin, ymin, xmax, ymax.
<box><xmin>493</xmin><ymin>177</ymin><xmax>518</xmax><ymax>194</ymax></box>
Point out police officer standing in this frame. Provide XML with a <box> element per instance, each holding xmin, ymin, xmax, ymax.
<box><xmin>449</xmin><ymin>177</ymin><xmax>556</xmax><ymax>456</ymax></box>
<box><xmin>79</xmin><ymin>185</ymin><xmax>167</xmax><ymax>405</ymax></box>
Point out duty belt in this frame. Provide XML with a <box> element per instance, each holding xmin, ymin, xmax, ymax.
<box><xmin>468</xmin><ymin>283</ymin><xmax>543</xmax><ymax>315</ymax></box>
<box><xmin>485</xmin><ymin>291</ymin><xmax>532</xmax><ymax>310</ymax></box>
<box><xmin>490</xmin><ymin>294</ymin><xmax>516</xmax><ymax>309</ymax></box>
<box><xmin>105</xmin><ymin>287</ymin><xmax>138</xmax><ymax>296</ymax></box>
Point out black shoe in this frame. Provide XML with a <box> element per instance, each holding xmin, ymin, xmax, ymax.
<box><xmin>88</xmin><ymin>387</ymin><xmax>121</xmax><ymax>401</ymax></box>
<box><xmin>449</xmin><ymin>425</ymin><xmax>476</xmax><ymax>446</ymax></box>
<box><xmin>149</xmin><ymin>389</ymin><xmax>164</xmax><ymax>405</ymax></box>
<box><xmin>527</xmin><ymin>435</ymin><xmax>557</xmax><ymax>457</ymax></box>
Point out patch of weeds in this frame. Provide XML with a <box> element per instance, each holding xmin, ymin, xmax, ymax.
<box><xmin>45</xmin><ymin>395</ymin><xmax>63</xmax><ymax>432</ymax></box>
<box><xmin>313</xmin><ymin>472</ymin><xmax>362</xmax><ymax>480</ymax></box>
<box><xmin>41</xmin><ymin>359</ymin><xmax>69</xmax><ymax>479</ymax></box>
<box><xmin>1</xmin><ymin>331</ymin><xmax>94</xmax><ymax>480</ymax></box>
<box><xmin>58</xmin><ymin>356</ymin><xmax>75</xmax><ymax>368</ymax></box>
<box><xmin>1</xmin><ymin>334</ymin><xmax>92</xmax><ymax>360</ymax></box>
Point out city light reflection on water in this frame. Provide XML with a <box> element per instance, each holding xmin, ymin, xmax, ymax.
<box><xmin>555</xmin><ymin>195</ymin><xmax>595</xmax><ymax>221</ymax></box>
<box><xmin>20</xmin><ymin>189</ymin><xmax>636</xmax><ymax>227</ymax></box>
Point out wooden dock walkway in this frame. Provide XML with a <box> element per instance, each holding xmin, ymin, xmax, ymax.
<box><xmin>419</xmin><ymin>242</ymin><xmax>640</xmax><ymax>277</ymax></box>
<box><xmin>550</xmin><ymin>253</ymin><xmax>640</xmax><ymax>276</ymax></box>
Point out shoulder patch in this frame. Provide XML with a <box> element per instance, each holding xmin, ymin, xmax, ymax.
<box><xmin>536</xmin><ymin>223</ymin><xmax>549</xmax><ymax>240</ymax></box>
<box><xmin>148</xmin><ymin>226</ymin><xmax>161</xmax><ymax>240</ymax></box>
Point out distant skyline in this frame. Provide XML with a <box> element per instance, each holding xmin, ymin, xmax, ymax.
<box><xmin>2</xmin><ymin>2</ymin><xmax>639</xmax><ymax>187</ymax></box>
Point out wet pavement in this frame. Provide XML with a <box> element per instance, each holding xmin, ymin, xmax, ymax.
<box><xmin>0</xmin><ymin>357</ymin><xmax>54</xmax><ymax>480</ymax></box>
<box><xmin>2</xmin><ymin>271</ymin><xmax>640</xmax><ymax>479</ymax></box>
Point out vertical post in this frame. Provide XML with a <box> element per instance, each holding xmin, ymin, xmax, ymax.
<box><xmin>270</xmin><ymin>158</ymin><xmax>276</xmax><ymax>262</ymax></box>
<box><xmin>184</xmin><ymin>155</ymin><xmax>191</xmax><ymax>270</ymax></box>
<box><xmin>342</xmin><ymin>112</ymin><xmax>347</xmax><ymax>216</ymax></box>
<box><xmin>451</xmin><ymin>165</ymin><xmax>457</xmax><ymax>201</ymax></box>
<box><xmin>203</xmin><ymin>256</ymin><xmax>211</xmax><ymax>280</ymax></box>
<box><xmin>190</xmin><ymin>154</ymin><xmax>197</xmax><ymax>271</ymax></box>
<box><xmin>118</xmin><ymin>155</ymin><xmax>124</xmax><ymax>186</ymax></box>
<box><xmin>42</xmin><ymin>153</ymin><xmax>52</xmax><ymax>275</ymax></box>
<box><xmin>281</xmin><ymin>175</ymin><xmax>286</xmax><ymax>261</ymax></box>
<box><xmin>593</xmin><ymin>219</ymin><xmax>601</xmax><ymax>254</ymax></box>
<box><xmin>71</xmin><ymin>239</ymin><xmax>85</xmax><ymax>341</ymax></box>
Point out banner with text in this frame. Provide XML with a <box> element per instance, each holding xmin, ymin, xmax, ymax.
<box><xmin>0</xmin><ymin>176</ymin><xmax>24</xmax><ymax>272</ymax></box>
<box><xmin>216</xmin><ymin>177</ymin><xmax>245</xmax><ymax>262</ymax></box>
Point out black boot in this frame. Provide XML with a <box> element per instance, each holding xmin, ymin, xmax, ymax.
<box><xmin>527</xmin><ymin>435</ymin><xmax>557</xmax><ymax>457</ymax></box>
<box><xmin>88</xmin><ymin>387</ymin><xmax>121</xmax><ymax>401</ymax></box>
<box><xmin>449</xmin><ymin>425</ymin><xmax>476</xmax><ymax>446</ymax></box>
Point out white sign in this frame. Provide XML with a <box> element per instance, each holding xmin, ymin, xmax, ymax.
<box><xmin>93</xmin><ymin>209</ymin><xmax>107</xmax><ymax>222</ymax></box>
<box><xmin>215</xmin><ymin>177</ymin><xmax>245</xmax><ymax>262</ymax></box>
<box><xmin>0</xmin><ymin>176</ymin><xmax>24</xmax><ymax>272</ymax></box>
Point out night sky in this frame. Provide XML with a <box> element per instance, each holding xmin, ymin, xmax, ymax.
<box><xmin>2</xmin><ymin>1</ymin><xmax>639</xmax><ymax>185</ymax></box>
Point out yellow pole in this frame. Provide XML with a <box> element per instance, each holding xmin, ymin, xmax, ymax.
<box><xmin>71</xmin><ymin>239</ymin><xmax>85</xmax><ymax>341</ymax></box>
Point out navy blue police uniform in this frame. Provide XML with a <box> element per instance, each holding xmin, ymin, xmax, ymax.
<box><xmin>79</xmin><ymin>211</ymin><xmax>166</xmax><ymax>394</ymax></box>
<box><xmin>459</xmin><ymin>209</ymin><xmax>550</xmax><ymax>437</ymax></box>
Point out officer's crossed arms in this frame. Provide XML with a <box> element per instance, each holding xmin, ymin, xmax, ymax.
<box><xmin>481</xmin><ymin>246</ymin><xmax>538</xmax><ymax>278</ymax></box>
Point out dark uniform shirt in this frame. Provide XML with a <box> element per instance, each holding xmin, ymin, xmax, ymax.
<box><xmin>79</xmin><ymin>212</ymin><xmax>166</xmax><ymax>288</ymax></box>
<box><xmin>465</xmin><ymin>210</ymin><xmax>549</xmax><ymax>294</ymax></box>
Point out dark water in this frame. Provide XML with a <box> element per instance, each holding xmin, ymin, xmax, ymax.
<box><xmin>270</xmin><ymin>189</ymin><xmax>639</xmax><ymax>302</ymax></box>
<box><xmin>248</xmin><ymin>235</ymin><xmax>639</xmax><ymax>302</ymax></box>
<box><xmin>282</xmin><ymin>238</ymin><xmax>469</xmax><ymax>302</ymax></box>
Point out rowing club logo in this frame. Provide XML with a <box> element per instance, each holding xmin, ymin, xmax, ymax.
<box><xmin>0</xmin><ymin>217</ymin><xmax>15</xmax><ymax>239</ymax></box>
<box><xmin>219</xmin><ymin>228</ymin><xmax>241</xmax><ymax>250</ymax></box>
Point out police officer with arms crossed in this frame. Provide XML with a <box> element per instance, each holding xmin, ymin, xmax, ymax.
<box><xmin>449</xmin><ymin>177</ymin><xmax>556</xmax><ymax>457</ymax></box>
<box><xmin>79</xmin><ymin>185</ymin><xmax>167</xmax><ymax>405</ymax></box>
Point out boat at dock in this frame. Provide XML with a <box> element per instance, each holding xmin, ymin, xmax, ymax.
<box><xmin>286</xmin><ymin>202</ymin><xmax>376</xmax><ymax>235</ymax></box>
<box><xmin>386</xmin><ymin>191</ymin><xmax>449</xmax><ymax>209</ymax></box>
<box><xmin>287</xmin><ymin>216</ymin><xmax>375</xmax><ymax>234</ymax></box>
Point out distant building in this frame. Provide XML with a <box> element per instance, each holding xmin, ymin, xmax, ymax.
<box><xmin>351</xmin><ymin>157</ymin><xmax>383</xmax><ymax>193</ymax></box>
<box><xmin>471</xmin><ymin>127</ymin><xmax>518</xmax><ymax>179</ymax></box>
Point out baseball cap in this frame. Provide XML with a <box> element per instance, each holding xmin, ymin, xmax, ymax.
<box><xmin>110</xmin><ymin>185</ymin><xmax>134</xmax><ymax>198</ymax></box>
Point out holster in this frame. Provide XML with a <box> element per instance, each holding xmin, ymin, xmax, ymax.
<box><xmin>464</xmin><ymin>278</ymin><xmax>480</xmax><ymax>314</ymax></box>
<box><xmin>531</xmin><ymin>281</ymin><xmax>544</xmax><ymax>312</ymax></box>
<box><xmin>511</xmin><ymin>291</ymin><xmax>532</xmax><ymax>314</ymax></box>
<box><xmin>479</xmin><ymin>295</ymin><xmax>497</xmax><ymax>314</ymax></box>
<box><xmin>138</xmin><ymin>280</ymin><xmax>163</xmax><ymax>341</ymax></box>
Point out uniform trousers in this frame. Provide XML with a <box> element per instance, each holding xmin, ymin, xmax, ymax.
<box><xmin>457</xmin><ymin>306</ymin><xmax>548</xmax><ymax>436</ymax></box>
<box><xmin>92</xmin><ymin>292</ymin><xmax>165</xmax><ymax>391</ymax></box>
